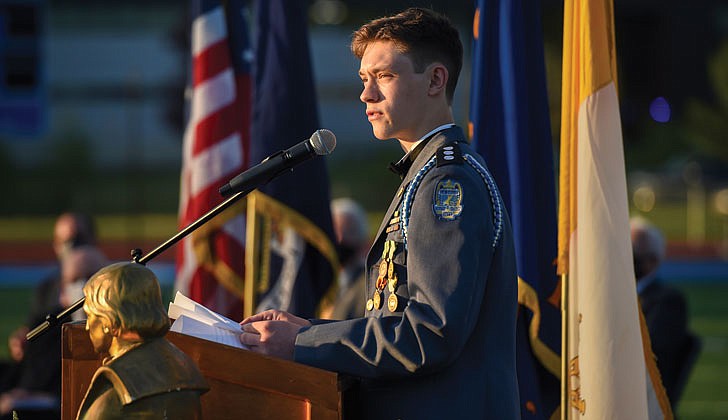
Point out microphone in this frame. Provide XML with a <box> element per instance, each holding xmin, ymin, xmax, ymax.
<box><xmin>219</xmin><ymin>129</ymin><xmax>336</xmax><ymax>197</ymax></box>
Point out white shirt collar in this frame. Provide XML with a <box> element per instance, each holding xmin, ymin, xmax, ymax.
<box><xmin>402</xmin><ymin>123</ymin><xmax>455</xmax><ymax>157</ymax></box>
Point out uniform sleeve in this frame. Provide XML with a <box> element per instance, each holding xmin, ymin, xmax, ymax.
<box><xmin>295</xmin><ymin>163</ymin><xmax>497</xmax><ymax>379</ymax></box>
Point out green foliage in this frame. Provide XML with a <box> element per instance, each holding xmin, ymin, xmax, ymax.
<box><xmin>686</xmin><ymin>99</ymin><xmax>728</xmax><ymax>163</ymax></box>
<box><xmin>625</xmin><ymin>120</ymin><xmax>693</xmax><ymax>170</ymax></box>
<box><xmin>47</xmin><ymin>128</ymin><xmax>93</xmax><ymax>180</ymax></box>
<box><xmin>0</xmin><ymin>166</ymin><xmax>181</xmax><ymax>216</ymax></box>
<box><xmin>0</xmin><ymin>123</ymin><xmax>182</xmax><ymax>216</ymax></box>
<box><xmin>0</xmin><ymin>288</ymin><xmax>33</xmax><ymax>360</ymax></box>
<box><xmin>33</xmin><ymin>126</ymin><xmax>95</xmax><ymax>212</ymax></box>
<box><xmin>707</xmin><ymin>43</ymin><xmax>728</xmax><ymax>112</ymax></box>
<box><xmin>684</xmin><ymin>41</ymin><xmax>728</xmax><ymax>164</ymax></box>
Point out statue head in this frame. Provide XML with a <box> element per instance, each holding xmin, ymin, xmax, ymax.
<box><xmin>82</xmin><ymin>262</ymin><xmax>170</xmax><ymax>354</ymax></box>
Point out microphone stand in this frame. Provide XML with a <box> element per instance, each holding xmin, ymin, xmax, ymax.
<box><xmin>26</xmin><ymin>186</ymin><xmax>255</xmax><ymax>341</ymax></box>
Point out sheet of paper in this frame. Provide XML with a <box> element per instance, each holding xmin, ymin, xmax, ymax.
<box><xmin>170</xmin><ymin>314</ymin><xmax>247</xmax><ymax>350</ymax></box>
<box><xmin>168</xmin><ymin>291</ymin><xmax>241</xmax><ymax>332</ymax></box>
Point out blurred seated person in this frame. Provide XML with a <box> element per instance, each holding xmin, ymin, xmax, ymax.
<box><xmin>76</xmin><ymin>262</ymin><xmax>208</xmax><ymax>419</ymax></box>
<box><xmin>329</xmin><ymin>198</ymin><xmax>370</xmax><ymax>320</ymax></box>
<box><xmin>0</xmin><ymin>246</ymin><xmax>107</xmax><ymax>419</ymax></box>
<box><xmin>3</xmin><ymin>212</ymin><xmax>100</xmax><ymax>375</ymax></box>
<box><xmin>30</xmin><ymin>212</ymin><xmax>99</xmax><ymax>323</ymax></box>
<box><xmin>631</xmin><ymin>217</ymin><xmax>700</xmax><ymax>409</ymax></box>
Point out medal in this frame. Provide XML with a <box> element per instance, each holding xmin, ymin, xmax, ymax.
<box><xmin>388</xmin><ymin>293</ymin><xmax>398</xmax><ymax>312</ymax></box>
<box><xmin>369</xmin><ymin>240</ymin><xmax>397</xmax><ymax>311</ymax></box>
<box><xmin>372</xmin><ymin>290</ymin><xmax>382</xmax><ymax>309</ymax></box>
<box><xmin>388</xmin><ymin>274</ymin><xmax>398</xmax><ymax>292</ymax></box>
<box><xmin>378</xmin><ymin>261</ymin><xmax>388</xmax><ymax>278</ymax></box>
<box><xmin>376</xmin><ymin>275</ymin><xmax>387</xmax><ymax>290</ymax></box>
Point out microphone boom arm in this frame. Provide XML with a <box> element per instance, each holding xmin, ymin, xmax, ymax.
<box><xmin>26</xmin><ymin>128</ymin><xmax>336</xmax><ymax>341</ymax></box>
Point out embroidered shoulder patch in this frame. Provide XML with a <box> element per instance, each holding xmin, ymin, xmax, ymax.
<box><xmin>436</xmin><ymin>143</ymin><xmax>463</xmax><ymax>167</ymax></box>
<box><xmin>432</xmin><ymin>179</ymin><xmax>463</xmax><ymax>221</ymax></box>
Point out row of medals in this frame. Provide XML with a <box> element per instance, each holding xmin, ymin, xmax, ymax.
<box><xmin>367</xmin><ymin>238</ymin><xmax>399</xmax><ymax>312</ymax></box>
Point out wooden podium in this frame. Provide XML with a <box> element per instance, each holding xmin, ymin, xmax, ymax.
<box><xmin>61</xmin><ymin>322</ymin><xmax>354</xmax><ymax>420</ymax></box>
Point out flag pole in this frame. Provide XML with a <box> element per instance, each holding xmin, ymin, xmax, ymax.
<box><xmin>561</xmin><ymin>272</ymin><xmax>569</xmax><ymax>420</ymax></box>
<box><xmin>244</xmin><ymin>192</ymin><xmax>259</xmax><ymax>319</ymax></box>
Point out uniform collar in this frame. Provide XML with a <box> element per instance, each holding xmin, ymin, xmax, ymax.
<box><xmin>388</xmin><ymin>141</ymin><xmax>428</xmax><ymax>179</ymax></box>
<box><xmin>388</xmin><ymin>123</ymin><xmax>456</xmax><ymax>179</ymax></box>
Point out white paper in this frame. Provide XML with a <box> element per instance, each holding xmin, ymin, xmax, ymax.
<box><xmin>168</xmin><ymin>291</ymin><xmax>241</xmax><ymax>332</ymax></box>
<box><xmin>168</xmin><ymin>292</ymin><xmax>247</xmax><ymax>350</ymax></box>
<box><xmin>170</xmin><ymin>315</ymin><xmax>246</xmax><ymax>350</ymax></box>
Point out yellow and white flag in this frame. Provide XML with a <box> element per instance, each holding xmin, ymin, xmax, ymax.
<box><xmin>557</xmin><ymin>0</ymin><xmax>673</xmax><ymax>418</ymax></box>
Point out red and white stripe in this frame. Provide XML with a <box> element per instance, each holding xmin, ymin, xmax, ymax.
<box><xmin>175</xmin><ymin>5</ymin><xmax>250</xmax><ymax>316</ymax></box>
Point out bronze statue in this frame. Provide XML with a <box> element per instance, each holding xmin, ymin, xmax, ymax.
<box><xmin>76</xmin><ymin>262</ymin><xmax>208</xmax><ymax>420</ymax></box>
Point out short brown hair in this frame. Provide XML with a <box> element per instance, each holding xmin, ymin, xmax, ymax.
<box><xmin>351</xmin><ymin>7</ymin><xmax>463</xmax><ymax>104</ymax></box>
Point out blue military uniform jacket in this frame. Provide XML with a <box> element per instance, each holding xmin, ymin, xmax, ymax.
<box><xmin>295</xmin><ymin>126</ymin><xmax>520</xmax><ymax>419</ymax></box>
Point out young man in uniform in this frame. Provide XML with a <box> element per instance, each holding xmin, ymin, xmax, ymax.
<box><xmin>240</xmin><ymin>8</ymin><xmax>520</xmax><ymax>418</ymax></box>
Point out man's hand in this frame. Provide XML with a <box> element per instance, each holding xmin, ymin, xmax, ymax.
<box><xmin>241</xmin><ymin>309</ymin><xmax>311</xmax><ymax>327</ymax></box>
<box><xmin>239</xmin><ymin>310</ymin><xmax>311</xmax><ymax>360</ymax></box>
<box><xmin>0</xmin><ymin>389</ymin><xmax>28</xmax><ymax>415</ymax></box>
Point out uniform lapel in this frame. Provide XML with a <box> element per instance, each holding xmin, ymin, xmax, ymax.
<box><xmin>369</xmin><ymin>127</ymin><xmax>463</xmax><ymax>251</ymax></box>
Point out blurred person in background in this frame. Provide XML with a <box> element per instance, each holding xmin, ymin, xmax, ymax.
<box><xmin>31</xmin><ymin>212</ymin><xmax>99</xmax><ymax>322</ymax></box>
<box><xmin>2</xmin><ymin>212</ymin><xmax>98</xmax><ymax>388</ymax></box>
<box><xmin>8</xmin><ymin>212</ymin><xmax>99</xmax><ymax>365</ymax></box>
<box><xmin>0</xmin><ymin>232</ymin><xmax>107</xmax><ymax>419</ymax></box>
<box><xmin>631</xmin><ymin>217</ymin><xmax>701</xmax><ymax>410</ymax></box>
<box><xmin>328</xmin><ymin>198</ymin><xmax>370</xmax><ymax>320</ymax></box>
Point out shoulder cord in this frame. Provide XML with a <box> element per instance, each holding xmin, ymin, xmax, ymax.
<box><xmin>400</xmin><ymin>154</ymin><xmax>503</xmax><ymax>250</ymax></box>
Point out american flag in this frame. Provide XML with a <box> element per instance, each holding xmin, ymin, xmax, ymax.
<box><xmin>176</xmin><ymin>0</ymin><xmax>251</xmax><ymax>320</ymax></box>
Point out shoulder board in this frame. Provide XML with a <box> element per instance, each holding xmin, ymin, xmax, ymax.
<box><xmin>436</xmin><ymin>142</ymin><xmax>463</xmax><ymax>167</ymax></box>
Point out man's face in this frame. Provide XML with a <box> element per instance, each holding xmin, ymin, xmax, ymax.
<box><xmin>358</xmin><ymin>41</ymin><xmax>430</xmax><ymax>143</ymax></box>
<box><xmin>53</xmin><ymin>216</ymin><xmax>77</xmax><ymax>259</ymax></box>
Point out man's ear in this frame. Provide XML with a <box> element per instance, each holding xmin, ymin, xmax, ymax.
<box><xmin>427</xmin><ymin>64</ymin><xmax>449</xmax><ymax>97</ymax></box>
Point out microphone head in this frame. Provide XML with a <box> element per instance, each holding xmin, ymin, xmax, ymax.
<box><xmin>310</xmin><ymin>129</ymin><xmax>336</xmax><ymax>156</ymax></box>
